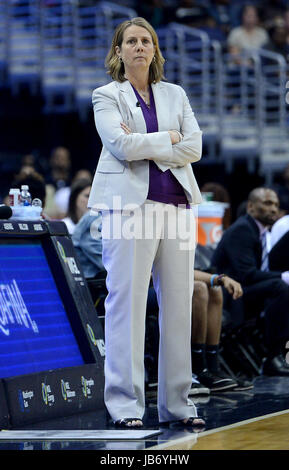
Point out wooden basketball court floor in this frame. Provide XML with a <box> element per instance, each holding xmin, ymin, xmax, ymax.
<box><xmin>154</xmin><ymin>410</ymin><xmax>289</xmax><ymax>451</ymax></box>
<box><xmin>1</xmin><ymin>375</ymin><xmax>289</xmax><ymax>453</ymax></box>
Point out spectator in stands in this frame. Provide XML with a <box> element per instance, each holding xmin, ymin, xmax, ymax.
<box><xmin>62</xmin><ymin>178</ymin><xmax>91</xmax><ymax>235</ymax></box>
<box><xmin>262</xmin><ymin>1</ymin><xmax>289</xmax><ymax>29</ymax></box>
<box><xmin>54</xmin><ymin>169</ymin><xmax>93</xmax><ymax>216</ymax></box>
<box><xmin>228</xmin><ymin>0</ymin><xmax>262</xmax><ymax>28</ymax></box>
<box><xmin>44</xmin><ymin>146</ymin><xmax>73</xmax><ymax>219</ymax></box>
<box><xmin>45</xmin><ymin>146</ymin><xmax>72</xmax><ymax>190</ymax></box>
<box><xmin>264</xmin><ymin>20</ymin><xmax>289</xmax><ymax>62</ymax></box>
<box><xmin>20</xmin><ymin>153</ymin><xmax>36</xmax><ymax>173</ymax></box>
<box><xmin>212</xmin><ymin>187</ymin><xmax>289</xmax><ymax>376</ymax></box>
<box><xmin>284</xmin><ymin>8</ymin><xmax>289</xmax><ymax>44</ymax></box>
<box><xmin>227</xmin><ymin>4</ymin><xmax>269</xmax><ymax>57</ymax></box>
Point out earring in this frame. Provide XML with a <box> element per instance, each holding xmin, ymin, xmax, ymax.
<box><xmin>153</xmin><ymin>56</ymin><xmax>156</xmax><ymax>62</ymax></box>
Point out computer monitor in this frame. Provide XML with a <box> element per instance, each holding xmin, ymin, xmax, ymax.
<box><xmin>0</xmin><ymin>220</ymin><xmax>105</xmax><ymax>427</ymax></box>
<box><xmin>0</xmin><ymin>239</ymin><xmax>85</xmax><ymax>378</ymax></box>
<box><xmin>0</xmin><ymin>219</ymin><xmax>104</xmax><ymax>376</ymax></box>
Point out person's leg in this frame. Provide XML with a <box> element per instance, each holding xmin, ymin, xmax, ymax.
<box><xmin>191</xmin><ymin>281</ymin><xmax>209</xmax><ymax>343</ymax></box>
<box><xmin>206</xmin><ymin>287</ymin><xmax>223</xmax><ymax>346</ymax></box>
<box><xmin>191</xmin><ymin>281</ymin><xmax>208</xmax><ymax>374</ymax></box>
<box><xmin>101</xmin><ymin>208</ymin><xmax>158</xmax><ymax>423</ymax></box>
<box><xmin>152</xmin><ymin>203</ymin><xmax>198</xmax><ymax>423</ymax></box>
<box><xmin>205</xmin><ymin>286</ymin><xmax>223</xmax><ymax>373</ymax></box>
<box><xmin>192</xmin><ymin>285</ymin><xmax>237</xmax><ymax>391</ymax></box>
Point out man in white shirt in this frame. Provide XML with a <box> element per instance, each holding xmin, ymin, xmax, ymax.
<box><xmin>269</xmin><ymin>195</ymin><xmax>289</xmax><ymax>275</ymax></box>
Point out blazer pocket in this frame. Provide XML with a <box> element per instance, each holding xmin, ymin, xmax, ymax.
<box><xmin>96</xmin><ymin>160</ymin><xmax>125</xmax><ymax>174</ymax></box>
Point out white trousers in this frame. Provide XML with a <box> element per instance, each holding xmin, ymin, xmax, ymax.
<box><xmin>101</xmin><ymin>200</ymin><xmax>197</xmax><ymax>423</ymax></box>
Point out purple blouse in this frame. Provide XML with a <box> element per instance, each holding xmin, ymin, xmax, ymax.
<box><xmin>132</xmin><ymin>85</ymin><xmax>188</xmax><ymax>206</ymax></box>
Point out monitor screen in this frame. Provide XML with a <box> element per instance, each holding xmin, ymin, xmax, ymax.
<box><xmin>0</xmin><ymin>240</ymin><xmax>84</xmax><ymax>378</ymax></box>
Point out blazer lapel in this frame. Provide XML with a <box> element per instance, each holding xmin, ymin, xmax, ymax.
<box><xmin>152</xmin><ymin>81</ymin><xmax>175</xmax><ymax>172</ymax></box>
<box><xmin>151</xmin><ymin>81</ymin><xmax>170</xmax><ymax>132</ymax></box>
<box><xmin>118</xmin><ymin>80</ymin><xmax>146</xmax><ymax>133</ymax></box>
<box><xmin>117</xmin><ymin>80</ymin><xmax>171</xmax><ymax>172</ymax></box>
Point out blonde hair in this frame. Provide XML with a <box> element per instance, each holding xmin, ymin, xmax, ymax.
<box><xmin>105</xmin><ymin>17</ymin><xmax>165</xmax><ymax>83</ymax></box>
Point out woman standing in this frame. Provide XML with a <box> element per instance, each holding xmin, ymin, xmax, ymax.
<box><xmin>88</xmin><ymin>17</ymin><xmax>204</xmax><ymax>429</ymax></box>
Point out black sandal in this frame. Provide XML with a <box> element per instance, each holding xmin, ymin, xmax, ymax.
<box><xmin>114</xmin><ymin>418</ymin><xmax>144</xmax><ymax>429</ymax></box>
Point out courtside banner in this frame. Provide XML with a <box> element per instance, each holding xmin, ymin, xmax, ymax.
<box><xmin>3</xmin><ymin>363</ymin><xmax>104</xmax><ymax>427</ymax></box>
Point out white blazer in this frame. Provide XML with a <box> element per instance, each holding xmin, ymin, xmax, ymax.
<box><xmin>88</xmin><ymin>79</ymin><xmax>203</xmax><ymax>210</ymax></box>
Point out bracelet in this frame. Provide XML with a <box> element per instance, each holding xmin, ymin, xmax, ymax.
<box><xmin>216</xmin><ymin>274</ymin><xmax>226</xmax><ymax>286</ymax></box>
<box><xmin>210</xmin><ymin>273</ymin><xmax>226</xmax><ymax>287</ymax></box>
<box><xmin>210</xmin><ymin>274</ymin><xmax>218</xmax><ymax>287</ymax></box>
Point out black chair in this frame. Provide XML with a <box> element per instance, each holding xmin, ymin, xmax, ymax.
<box><xmin>87</xmin><ymin>273</ymin><xmax>107</xmax><ymax>329</ymax></box>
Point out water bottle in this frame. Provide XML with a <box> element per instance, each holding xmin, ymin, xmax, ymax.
<box><xmin>31</xmin><ymin>198</ymin><xmax>43</xmax><ymax>219</ymax></box>
<box><xmin>20</xmin><ymin>185</ymin><xmax>32</xmax><ymax>206</ymax></box>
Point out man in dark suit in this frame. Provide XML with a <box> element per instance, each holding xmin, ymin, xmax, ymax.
<box><xmin>212</xmin><ymin>187</ymin><xmax>289</xmax><ymax>376</ymax></box>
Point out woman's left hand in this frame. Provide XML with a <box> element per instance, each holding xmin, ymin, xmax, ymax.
<box><xmin>121</xmin><ymin>122</ymin><xmax>132</xmax><ymax>134</ymax></box>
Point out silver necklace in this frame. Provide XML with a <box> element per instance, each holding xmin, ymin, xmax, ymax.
<box><xmin>139</xmin><ymin>90</ymin><xmax>150</xmax><ymax>107</ymax></box>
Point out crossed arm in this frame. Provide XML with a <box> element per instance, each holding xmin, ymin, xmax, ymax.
<box><xmin>93</xmin><ymin>87</ymin><xmax>202</xmax><ymax>168</ymax></box>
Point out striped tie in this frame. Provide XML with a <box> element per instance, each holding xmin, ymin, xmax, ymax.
<box><xmin>261</xmin><ymin>231</ymin><xmax>269</xmax><ymax>272</ymax></box>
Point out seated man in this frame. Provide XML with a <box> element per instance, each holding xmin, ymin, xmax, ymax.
<box><xmin>212</xmin><ymin>187</ymin><xmax>289</xmax><ymax>376</ymax></box>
